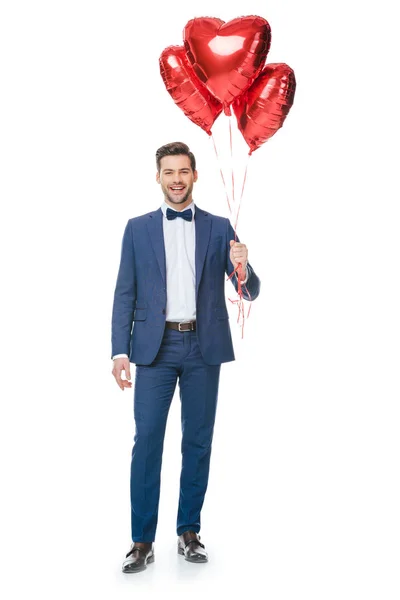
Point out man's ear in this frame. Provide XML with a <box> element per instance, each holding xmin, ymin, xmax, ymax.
<box><xmin>193</xmin><ymin>170</ymin><xmax>198</xmax><ymax>182</ymax></box>
<box><xmin>156</xmin><ymin>171</ymin><xmax>160</xmax><ymax>184</ymax></box>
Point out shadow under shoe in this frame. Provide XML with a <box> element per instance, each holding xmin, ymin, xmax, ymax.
<box><xmin>122</xmin><ymin>542</ymin><xmax>154</xmax><ymax>573</ymax></box>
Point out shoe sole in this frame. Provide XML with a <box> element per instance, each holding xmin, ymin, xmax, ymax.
<box><xmin>122</xmin><ymin>554</ymin><xmax>155</xmax><ymax>573</ymax></box>
<box><xmin>177</xmin><ymin>547</ymin><xmax>208</xmax><ymax>563</ymax></box>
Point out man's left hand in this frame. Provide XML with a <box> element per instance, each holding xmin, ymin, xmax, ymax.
<box><xmin>229</xmin><ymin>240</ymin><xmax>248</xmax><ymax>280</ymax></box>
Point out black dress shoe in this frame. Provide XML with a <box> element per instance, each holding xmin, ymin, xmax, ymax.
<box><xmin>177</xmin><ymin>531</ymin><xmax>208</xmax><ymax>563</ymax></box>
<box><xmin>122</xmin><ymin>542</ymin><xmax>154</xmax><ymax>573</ymax></box>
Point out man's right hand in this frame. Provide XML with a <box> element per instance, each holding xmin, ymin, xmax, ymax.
<box><xmin>112</xmin><ymin>357</ymin><xmax>132</xmax><ymax>391</ymax></box>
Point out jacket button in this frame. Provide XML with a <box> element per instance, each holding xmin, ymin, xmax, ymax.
<box><xmin>162</xmin><ymin>309</ymin><xmax>166</xmax><ymax>314</ymax></box>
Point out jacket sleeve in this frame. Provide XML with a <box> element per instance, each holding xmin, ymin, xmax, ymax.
<box><xmin>225</xmin><ymin>218</ymin><xmax>261</xmax><ymax>301</ymax></box>
<box><xmin>111</xmin><ymin>219</ymin><xmax>137</xmax><ymax>359</ymax></box>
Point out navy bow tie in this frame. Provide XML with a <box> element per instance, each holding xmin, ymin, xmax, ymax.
<box><xmin>166</xmin><ymin>207</ymin><xmax>192</xmax><ymax>222</ymax></box>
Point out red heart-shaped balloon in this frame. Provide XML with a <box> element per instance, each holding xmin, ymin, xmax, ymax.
<box><xmin>184</xmin><ymin>16</ymin><xmax>271</xmax><ymax>115</ymax></box>
<box><xmin>233</xmin><ymin>63</ymin><xmax>296</xmax><ymax>153</ymax></box>
<box><xmin>159</xmin><ymin>45</ymin><xmax>223</xmax><ymax>135</ymax></box>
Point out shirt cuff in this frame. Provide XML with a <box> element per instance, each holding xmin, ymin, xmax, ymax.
<box><xmin>112</xmin><ymin>353</ymin><xmax>129</xmax><ymax>360</ymax></box>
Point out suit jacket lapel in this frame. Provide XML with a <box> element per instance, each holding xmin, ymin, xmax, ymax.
<box><xmin>194</xmin><ymin>205</ymin><xmax>211</xmax><ymax>299</ymax></box>
<box><xmin>146</xmin><ymin>208</ymin><xmax>166</xmax><ymax>286</ymax></box>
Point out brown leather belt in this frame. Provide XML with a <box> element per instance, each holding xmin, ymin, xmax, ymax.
<box><xmin>165</xmin><ymin>320</ymin><xmax>196</xmax><ymax>332</ymax></box>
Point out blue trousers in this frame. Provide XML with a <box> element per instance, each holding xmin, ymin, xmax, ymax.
<box><xmin>130</xmin><ymin>326</ymin><xmax>221</xmax><ymax>542</ymax></box>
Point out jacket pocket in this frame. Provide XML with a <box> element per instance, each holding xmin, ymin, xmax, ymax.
<box><xmin>133</xmin><ymin>307</ymin><xmax>147</xmax><ymax>321</ymax></box>
<box><xmin>215</xmin><ymin>306</ymin><xmax>229</xmax><ymax>320</ymax></box>
<box><xmin>210</xmin><ymin>235</ymin><xmax>223</xmax><ymax>246</ymax></box>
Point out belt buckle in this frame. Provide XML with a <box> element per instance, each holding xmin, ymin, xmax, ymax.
<box><xmin>178</xmin><ymin>322</ymin><xmax>187</xmax><ymax>332</ymax></box>
<box><xmin>178</xmin><ymin>321</ymin><xmax>193</xmax><ymax>332</ymax></box>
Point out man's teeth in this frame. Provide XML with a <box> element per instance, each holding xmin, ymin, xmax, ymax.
<box><xmin>171</xmin><ymin>186</ymin><xmax>184</xmax><ymax>191</ymax></box>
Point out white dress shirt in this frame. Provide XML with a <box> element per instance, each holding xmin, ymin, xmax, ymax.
<box><xmin>112</xmin><ymin>201</ymin><xmax>248</xmax><ymax>360</ymax></box>
<box><xmin>162</xmin><ymin>200</ymin><xmax>197</xmax><ymax>322</ymax></box>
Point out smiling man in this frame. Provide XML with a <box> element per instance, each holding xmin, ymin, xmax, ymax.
<box><xmin>111</xmin><ymin>141</ymin><xmax>261</xmax><ymax>573</ymax></box>
<box><xmin>157</xmin><ymin>155</ymin><xmax>197</xmax><ymax>205</ymax></box>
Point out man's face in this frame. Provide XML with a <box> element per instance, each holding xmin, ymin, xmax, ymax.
<box><xmin>156</xmin><ymin>154</ymin><xmax>198</xmax><ymax>209</ymax></box>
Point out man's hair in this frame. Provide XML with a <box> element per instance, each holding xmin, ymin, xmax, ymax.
<box><xmin>156</xmin><ymin>142</ymin><xmax>196</xmax><ymax>173</ymax></box>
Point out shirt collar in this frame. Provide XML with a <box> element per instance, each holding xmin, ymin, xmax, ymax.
<box><xmin>161</xmin><ymin>200</ymin><xmax>195</xmax><ymax>218</ymax></box>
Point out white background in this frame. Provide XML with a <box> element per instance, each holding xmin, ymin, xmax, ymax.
<box><xmin>1</xmin><ymin>0</ymin><xmax>399</xmax><ymax>598</ymax></box>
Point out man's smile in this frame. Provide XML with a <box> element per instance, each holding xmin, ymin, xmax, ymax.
<box><xmin>169</xmin><ymin>185</ymin><xmax>186</xmax><ymax>194</ymax></box>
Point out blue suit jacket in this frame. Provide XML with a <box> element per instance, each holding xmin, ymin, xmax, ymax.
<box><xmin>111</xmin><ymin>205</ymin><xmax>261</xmax><ymax>365</ymax></box>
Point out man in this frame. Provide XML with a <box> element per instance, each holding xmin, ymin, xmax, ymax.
<box><xmin>111</xmin><ymin>142</ymin><xmax>261</xmax><ymax>573</ymax></box>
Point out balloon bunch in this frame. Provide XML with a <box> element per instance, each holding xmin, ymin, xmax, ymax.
<box><xmin>159</xmin><ymin>16</ymin><xmax>296</xmax><ymax>336</ymax></box>
<box><xmin>160</xmin><ymin>15</ymin><xmax>296</xmax><ymax>154</ymax></box>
